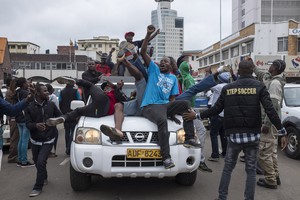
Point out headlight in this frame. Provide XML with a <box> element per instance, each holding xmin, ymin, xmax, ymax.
<box><xmin>75</xmin><ymin>127</ymin><xmax>101</xmax><ymax>145</ymax></box>
<box><xmin>176</xmin><ymin>128</ymin><xmax>185</xmax><ymax>144</ymax></box>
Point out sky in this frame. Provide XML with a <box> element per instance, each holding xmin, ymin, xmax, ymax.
<box><xmin>0</xmin><ymin>0</ymin><xmax>232</xmax><ymax>54</ymax></box>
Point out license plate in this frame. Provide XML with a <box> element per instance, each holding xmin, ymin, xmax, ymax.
<box><xmin>127</xmin><ymin>149</ymin><xmax>161</xmax><ymax>159</ymax></box>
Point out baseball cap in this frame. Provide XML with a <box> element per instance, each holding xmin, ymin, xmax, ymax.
<box><xmin>124</xmin><ymin>32</ymin><xmax>135</xmax><ymax>37</ymax></box>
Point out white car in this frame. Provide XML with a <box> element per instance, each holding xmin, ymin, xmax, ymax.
<box><xmin>69</xmin><ymin>82</ymin><xmax>201</xmax><ymax>191</ymax></box>
<box><xmin>281</xmin><ymin>83</ymin><xmax>300</xmax><ymax>159</ymax></box>
<box><xmin>1</xmin><ymin>88</ymin><xmax>10</xmax><ymax>147</ymax></box>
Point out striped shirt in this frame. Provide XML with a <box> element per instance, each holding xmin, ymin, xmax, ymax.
<box><xmin>230</xmin><ymin>133</ymin><xmax>260</xmax><ymax>144</ymax></box>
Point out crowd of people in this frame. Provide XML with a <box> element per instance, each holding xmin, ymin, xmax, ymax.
<box><xmin>0</xmin><ymin>24</ymin><xmax>289</xmax><ymax>200</ymax></box>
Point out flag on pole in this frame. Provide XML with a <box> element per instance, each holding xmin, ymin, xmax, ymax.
<box><xmin>157</xmin><ymin>2</ymin><xmax>163</xmax><ymax>31</ymax></box>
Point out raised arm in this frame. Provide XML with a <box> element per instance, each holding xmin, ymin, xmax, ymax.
<box><xmin>141</xmin><ymin>25</ymin><xmax>156</xmax><ymax>67</ymax></box>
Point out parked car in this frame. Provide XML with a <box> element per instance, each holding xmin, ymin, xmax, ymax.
<box><xmin>69</xmin><ymin>79</ymin><xmax>201</xmax><ymax>191</ymax></box>
<box><xmin>1</xmin><ymin>88</ymin><xmax>10</xmax><ymax>147</ymax></box>
<box><xmin>281</xmin><ymin>83</ymin><xmax>300</xmax><ymax>159</ymax></box>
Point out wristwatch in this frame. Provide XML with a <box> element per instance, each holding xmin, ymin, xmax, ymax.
<box><xmin>195</xmin><ymin>113</ymin><xmax>201</xmax><ymax>120</ymax></box>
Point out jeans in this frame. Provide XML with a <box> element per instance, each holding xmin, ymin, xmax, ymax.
<box><xmin>118</xmin><ymin>57</ymin><xmax>148</xmax><ymax>81</ymax></box>
<box><xmin>175</xmin><ymin>74</ymin><xmax>217</xmax><ymax>101</ymax></box>
<box><xmin>141</xmin><ymin>100</ymin><xmax>194</xmax><ymax>160</ymax></box>
<box><xmin>0</xmin><ymin>126</ymin><xmax>3</xmax><ymax>150</ymax></box>
<box><xmin>194</xmin><ymin>119</ymin><xmax>206</xmax><ymax>162</ymax></box>
<box><xmin>64</xmin><ymin>122</ymin><xmax>77</xmax><ymax>155</ymax></box>
<box><xmin>66</xmin><ymin>79</ymin><xmax>109</xmax><ymax>121</ymax></box>
<box><xmin>218</xmin><ymin>139</ymin><xmax>259</xmax><ymax>200</ymax></box>
<box><xmin>31</xmin><ymin>143</ymin><xmax>53</xmax><ymax>190</ymax></box>
<box><xmin>210</xmin><ymin>116</ymin><xmax>227</xmax><ymax>158</ymax></box>
<box><xmin>17</xmin><ymin>123</ymin><xmax>30</xmax><ymax>164</ymax></box>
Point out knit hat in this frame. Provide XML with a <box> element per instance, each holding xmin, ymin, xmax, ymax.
<box><xmin>217</xmin><ymin>72</ymin><xmax>231</xmax><ymax>83</ymax></box>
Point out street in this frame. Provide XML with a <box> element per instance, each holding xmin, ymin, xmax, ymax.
<box><xmin>0</xmin><ymin>124</ymin><xmax>299</xmax><ymax>200</ymax></box>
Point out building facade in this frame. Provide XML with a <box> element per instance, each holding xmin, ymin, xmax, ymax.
<box><xmin>232</xmin><ymin>0</ymin><xmax>300</xmax><ymax>33</ymax></box>
<box><xmin>11</xmin><ymin>53</ymin><xmax>90</xmax><ymax>81</ymax></box>
<box><xmin>0</xmin><ymin>37</ymin><xmax>12</xmax><ymax>82</ymax></box>
<box><xmin>196</xmin><ymin>20</ymin><xmax>300</xmax><ymax>82</ymax></box>
<box><xmin>76</xmin><ymin>36</ymin><xmax>119</xmax><ymax>63</ymax></box>
<box><xmin>151</xmin><ymin>0</ymin><xmax>184</xmax><ymax>62</ymax></box>
<box><xmin>8</xmin><ymin>41</ymin><xmax>40</xmax><ymax>54</ymax></box>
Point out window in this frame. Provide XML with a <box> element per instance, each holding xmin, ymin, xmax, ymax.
<box><xmin>204</xmin><ymin>58</ymin><xmax>207</xmax><ymax>65</ymax></box>
<box><xmin>242</xmin><ymin>9</ymin><xmax>245</xmax><ymax>16</ymax></box>
<box><xmin>242</xmin><ymin>42</ymin><xmax>253</xmax><ymax>54</ymax></box>
<box><xmin>175</xmin><ymin>18</ymin><xmax>184</xmax><ymax>28</ymax></box>
<box><xmin>222</xmin><ymin>50</ymin><xmax>229</xmax><ymax>60</ymax></box>
<box><xmin>215</xmin><ymin>53</ymin><xmax>220</xmax><ymax>62</ymax></box>
<box><xmin>10</xmin><ymin>45</ymin><xmax>15</xmax><ymax>49</ymax></box>
<box><xmin>231</xmin><ymin>46</ymin><xmax>239</xmax><ymax>57</ymax></box>
<box><xmin>241</xmin><ymin>21</ymin><xmax>245</xmax><ymax>28</ymax></box>
<box><xmin>209</xmin><ymin>56</ymin><xmax>214</xmax><ymax>64</ymax></box>
<box><xmin>278</xmin><ymin>37</ymin><xmax>288</xmax><ymax>52</ymax></box>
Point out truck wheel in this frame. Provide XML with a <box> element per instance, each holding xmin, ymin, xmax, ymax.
<box><xmin>285</xmin><ymin>126</ymin><xmax>300</xmax><ymax>159</ymax></box>
<box><xmin>175</xmin><ymin>170</ymin><xmax>197</xmax><ymax>186</ymax></box>
<box><xmin>70</xmin><ymin>164</ymin><xmax>91</xmax><ymax>191</ymax></box>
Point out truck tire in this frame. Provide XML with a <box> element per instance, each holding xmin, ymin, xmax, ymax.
<box><xmin>175</xmin><ymin>170</ymin><xmax>197</xmax><ymax>186</ymax></box>
<box><xmin>285</xmin><ymin>126</ymin><xmax>300</xmax><ymax>159</ymax></box>
<box><xmin>70</xmin><ymin>164</ymin><xmax>91</xmax><ymax>191</ymax></box>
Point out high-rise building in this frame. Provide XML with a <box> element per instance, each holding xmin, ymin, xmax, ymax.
<box><xmin>151</xmin><ymin>0</ymin><xmax>184</xmax><ymax>62</ymax></box>
<box><xmin>232</xmin><ymin>0</ymin><xmax>300</xmax><ymax>33</ymax></box>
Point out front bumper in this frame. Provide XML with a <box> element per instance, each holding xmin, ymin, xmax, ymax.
<box><xmin>70</xmin><ymin>143</ymin><xmax>201</xmax><ymax>178</ymax></box>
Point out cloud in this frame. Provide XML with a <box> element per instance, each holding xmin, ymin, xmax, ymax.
<box><xmin>0</xmin><ymin>0</ymin><xmax>232</xmax><ymax>53</ymax></box>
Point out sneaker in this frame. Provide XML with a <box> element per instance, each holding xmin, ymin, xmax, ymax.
<box><xmin>119</xmin><ymin>41</ymin><xmax>128</xmax><ymax>50</ymax></box>
<box><xmin>100</xmin><ymin>125</ymin><xmax>123</xmax><ymax>141</ymax></box>
<box><xmin>46</xmin><ymin>116</ymin><xmax>65</xmax><ymax>126</ymax></box>
<box><xmin>117</xmin><ymin>50</ymin><xmax>126</xmax><ymax>62</ymax></box>
<box><xmin>183</xmin><ymin>139</ymin><xmax>201</xmax><ymax>148</ymax></box>
<box><xmin>29</xmin><ymin>189</ymin><xmax>42</xmax><ymax>197</ymax></box>
<box><xmin>16</xmin><ymin>162</ymin><xmax>22</xmax><ymax>167</ymax></box>
<box><xmin>198</xmin><ymin>162</ymin><xmax>213</xmax><ymax>173</ymax></box>
<box><xmin>257</xmin><ymin>178</ymin><xmax>277</xmax><ymax>189</ymax></box>
<box><xmin>163</xmin><ymin>158</ymin><xmax>175</xmax><ymax>169</ymax></box>
<box><xmin>239</xmin><ymin>155</ymin><xmax>245</xmax><ymax>162</ymax></box>
<box><xmin>208</xmin><ymin>157</ymin><xmax>219</xmax><ymax>162</ymax></box>
<box><xmin>21</xmin><ymin>161</ymin><xmax>35</xmax><ymax>168</ymax></box>
<box><xmin>56</xmin><ymin>76</ymin><xmax>75</xmax><ymax>85</ymax></box>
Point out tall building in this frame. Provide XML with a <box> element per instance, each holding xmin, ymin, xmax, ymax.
<box><xmin>151</xmin><ymin>0</ymin><xmax>184</xmax><ymax>62</ymax></box>
<box><xmin>232</xmin><ymin>0</ymin><xmax>300</xmax><ymax>33</ymax></box>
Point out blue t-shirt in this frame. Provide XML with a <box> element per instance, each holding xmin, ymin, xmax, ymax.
<box><xmin>141</xmin><ymin>60</ymin><xmax>179</xmax><ymax>107</ymax></box>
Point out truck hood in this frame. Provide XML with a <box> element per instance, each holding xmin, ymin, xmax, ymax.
<box><xmin>77</xmin><ymin>115</ymin><xmax>184</xmax><ymax>132</ymax></box>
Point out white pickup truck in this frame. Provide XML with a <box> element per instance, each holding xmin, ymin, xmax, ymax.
<box><xmin>69</xmin><ymin>82</ymin><xmax>201</xmax><ymax>191</ymax></box>
<box><xmin>281</xmin><ymin>83</ymin><xmax>300</xmax><ymax>159</ymax></box>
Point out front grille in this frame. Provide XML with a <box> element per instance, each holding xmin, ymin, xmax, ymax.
<box><xmin>111</xmin><ymin>131</ymin><xmax>159</xmax><ymax>143</ymax></box>
<box><xmin>112</xmin><ymin>155</ymin><xmax>163</xmax><ymax>167</ymax></box>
